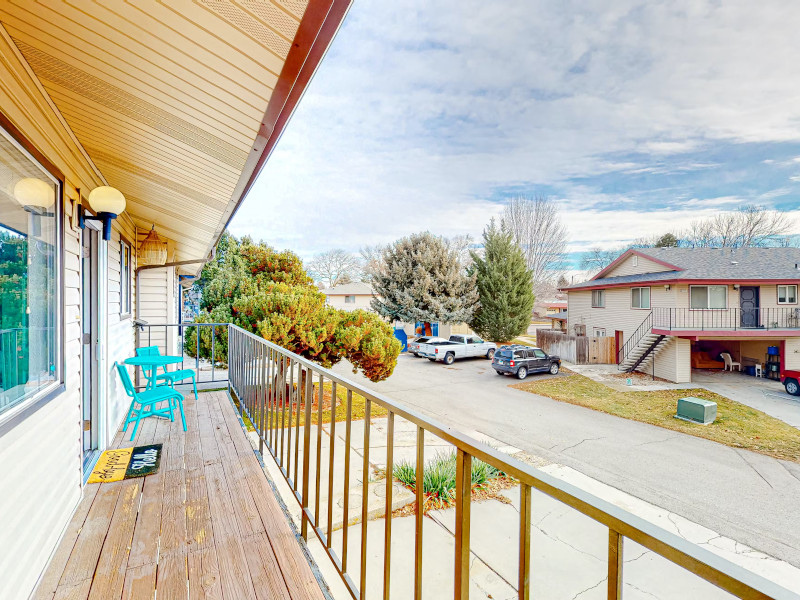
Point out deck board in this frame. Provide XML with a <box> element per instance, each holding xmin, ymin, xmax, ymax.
<box><xmin>34</xmin><ymin>391</ymin><xmax>326</xmax><ymax>600</ymax></box>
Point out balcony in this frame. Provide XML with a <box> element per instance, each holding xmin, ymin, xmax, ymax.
<box><xmin>653</xmin><ymin>307</ymin><xmax>800</xmax><ymax>335</ymax></box>
<box><xmin>32</xmin><ymin>323</ymin><xmax>795</xmax><ymax>600</ymax></box>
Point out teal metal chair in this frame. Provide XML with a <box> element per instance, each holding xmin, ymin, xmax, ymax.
<box><xmin>136</xmin><ymin>345</ymin><xmax>198</xmax><ymax>400</ymax></box>
<box><xmin>115</xmin><ymin>362</ymin><xmax>184</xmax><ymax>440</ymax></box>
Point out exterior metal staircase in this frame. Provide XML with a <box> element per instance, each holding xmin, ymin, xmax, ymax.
<box><xmin>617</xmin><ymin>312</ymin><xmax>672</xmax><ymax>373</ymax></box>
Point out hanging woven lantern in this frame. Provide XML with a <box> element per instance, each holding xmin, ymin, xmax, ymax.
<box><xmin>138</xmin><ymin>225</ymin><xmax>167</xmax><ymax>266</ymax></box>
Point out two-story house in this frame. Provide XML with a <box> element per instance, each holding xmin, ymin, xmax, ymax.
<box><xmin>563</xmin><ymin>247</ymin><xmax>800</xmax><ymax>383</ymax></box>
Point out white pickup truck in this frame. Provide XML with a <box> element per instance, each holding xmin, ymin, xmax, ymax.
<box><xmin>418</xmin><ymin>334</ymin><xmax>497</xmax><ymax>365</ymax></box>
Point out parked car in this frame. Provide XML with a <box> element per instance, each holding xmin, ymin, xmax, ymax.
<box><xmin>492</xmin><ymin>345</ymin><xmax>560</xmax><ymax>379</ymax></box>
<box><xmin>781</xmin><ymin>370</ymin><xmax>800</xmax><ymax>396</ymax></box>
<box><xmin>407</xmin><ymin>336</ymin><xmax>445</xmax><ymax>357</ymax></box>
<box><xmin>418</xmin><ymin>335</ymin><xmax>497</xmax><ymax>365</ymax></box>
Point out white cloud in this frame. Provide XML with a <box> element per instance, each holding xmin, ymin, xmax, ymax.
<box><xmin>232</xmin><ymin>0</ymin><xmax>800</xmax><ymax>257</ymax></box>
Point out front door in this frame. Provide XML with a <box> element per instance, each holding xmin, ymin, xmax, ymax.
<box><xmin>81</xmin><ymin>227</ymin><xmax>99</xmax><ymax>472</ymax></box>
<box><xmin>740</xmin><ymin>286</ymin><xmax>760</xmax><ymax>328</ymax></box>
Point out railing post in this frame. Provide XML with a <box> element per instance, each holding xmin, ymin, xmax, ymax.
<box><xmin>518</xmin><ymin>484</ymin><xmax>531</xmax><ymax>600</ymax></box>
<box><xmin>454</xmin><ymin>449</ymin><xmax>472</xmax><ymax>600</ymax></box>
<box><xmin>301</xmin><ymin>366</ymin><xmax>313</xmax><ymax>540</ymax></box>
<box><xmin>258</xmin><ymin>345</ymin><xmax>266</xmax><ymax>455</ymax></box>
<box><xmin>608</xmin><ymin>529</ymin><xmax>623</xmax><ymax>599</ymax></box>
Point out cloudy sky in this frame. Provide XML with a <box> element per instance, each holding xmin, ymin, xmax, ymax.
<box><xmin>229</xmin><ymin>0</ymin><xmax>800</xmax><ymax>265</ymax></box>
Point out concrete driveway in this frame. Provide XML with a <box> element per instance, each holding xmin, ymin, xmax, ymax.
<box><xmin>330</xmin><ymin>352</ymin><xmax>800</xmax><ymax>567</ymax></box>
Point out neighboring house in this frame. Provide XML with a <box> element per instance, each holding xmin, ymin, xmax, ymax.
<box><xmin>545</xmin><ymin>311</ymin><xmax>568</xmax><ymax>331</ymax></box>
<box><xmin>563</xmin><ymin>247</ymin><xmax>800</xmax><ymax>383</ymax></box>
<box><xmin>535</xmin><ymin>299</ymin><xmax>567</xmax><ymax>317</ymax></box>
<box><xmin>0</xmin><ymin>5</ymin><xmax>346</xmax><ymax>599</ymax></box>
<box><xmin>321</xmin><ymin>281</ymin><xmax>375</xmax><ymax>311</ymax></box>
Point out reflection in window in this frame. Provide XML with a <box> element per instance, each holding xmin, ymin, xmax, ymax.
<box><xmin>0</xmin><ymin>128</ymin><xmax>60</xmax><ymax>415</ymax></box>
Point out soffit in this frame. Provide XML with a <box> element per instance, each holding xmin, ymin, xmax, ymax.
<box><xmin>0</xmin><ymin>0</ymin><xmax>307</xmax><ymax>264</ymax></box>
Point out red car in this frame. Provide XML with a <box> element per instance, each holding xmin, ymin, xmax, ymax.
<box><xmin>781</xmin><ymin>370</ymin><xmax>800</xmax><ymax>396</ymax></box>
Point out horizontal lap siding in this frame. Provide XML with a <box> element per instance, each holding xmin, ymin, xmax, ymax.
<box><xmin>606</xmin><ymin>254</ymin><xmax>674</xmax><ymax>277</ymax></box>
<box><xmin>0</xmin><ymin>30</ymin><xmax>138</xmax><ymax>600</ymax></box>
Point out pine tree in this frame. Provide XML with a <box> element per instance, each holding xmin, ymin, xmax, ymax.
<box><xmin>371</xmin><ymin>231</ymin><xmax>478</xmax><ymax>328</ymax></box>
<box><xmin>469</xmin><ymin>220</ymin><xmax>535</xmax><ymax>342</ymax></box>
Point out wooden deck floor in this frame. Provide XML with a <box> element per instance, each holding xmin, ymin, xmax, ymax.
<box><xmin>32</xmin><ymin>391</ymin><xmax>326</xmax><ymax>600</ymax></box>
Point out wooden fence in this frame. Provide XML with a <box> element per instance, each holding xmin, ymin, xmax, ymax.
<box><xmin>536</xmin><ymin>329</ymin><xmax>616</xmax><ymax>365</ymax></box>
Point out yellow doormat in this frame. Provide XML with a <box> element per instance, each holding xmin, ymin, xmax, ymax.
<box><xmin>87</xmin><ymin>444</ymin><xmax>162</xmax><ymax>483</ymax></box>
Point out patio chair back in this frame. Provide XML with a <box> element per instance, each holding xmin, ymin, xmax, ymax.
<box><xmin>115</xmin><ymin>362</ymin><xmax>136</xmax><ymax>398</ymax></box>
<box><xmin>136</xmin><ymin>345</ymin><xmax>161</xmax><ymax>378</ymax></box>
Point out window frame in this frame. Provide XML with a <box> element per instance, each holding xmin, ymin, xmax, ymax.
<box><xmin>632</xmin><ymin>255</ymin><xmax>638</xmax><ymax>267</ymax></box>
<box><xmin>344</xmin><ymin>295</ymin><xmax>356</xmax><ymax>304</ymax></box>
<box><xmin>630</xmin><ymin>286</ymin><xmax>651</xmax><ymax>310</ymax></box>
<box><xmin>689</xmin><ymin>285</ymin><xmax>728</xmax><ymax>310</ymax></box>
<box><xmin>0</xmin><ymin>116</ymin><xmax>64</xmax><ymax>429</ymax></box>
<box><xmin>777</xmin><ymin>284</ymin><xmax>798</xmax><ymax>305</ymax></box>
<box><xmin>591</xmin><ymin>289</ymin><xmax>605</xmax><ymax>308</ymax></box>
<box><xmin>593</xmin><ymin>327</ymin><xmax>607</xmax><ymax>337</ymax></box>
<box><xmin>120</xmin><ymin>239</ymin><xmax>132</xmax><ymax>318</ymax></box>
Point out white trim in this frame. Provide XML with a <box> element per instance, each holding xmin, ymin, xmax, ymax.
<box><xmin>689</xmin><ymin>284</ymin><xmax>728</xmax><ymax>310</ymax></box>
<box><xmin>777</xmin><ymin>284</ymin><xmax>798</xmax><ymax>305</ymax></box>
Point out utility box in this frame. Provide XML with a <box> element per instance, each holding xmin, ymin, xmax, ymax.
<box><xmin>675</xmin><ymin>397</ymin><xmax>717</xmax><ymax>425</ymax></box>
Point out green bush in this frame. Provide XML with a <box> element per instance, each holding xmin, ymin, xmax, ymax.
<box><xmin>392</xmin><ymin>450</ymin><xmax>505</xmax><ymax>507</ymax></box>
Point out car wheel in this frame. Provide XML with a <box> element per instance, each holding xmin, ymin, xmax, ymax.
<box><xmin>516</xmin><ymin>367</ymin><xmax>528</xmax><ymax>380</ymax></box>
<box><xmin>486</xmin><ymin>348</ymin><xmax>495</xmax><ymax>360</ymax></box>
<box><xmin>785</xmin><ymin>378</ymin><xmax>800</xmax><ymax>396</ymax></box>
<box><xmin>495</xmin><ymin>370</ymin><xmax>505</xmax><ymax>376</ymax></box>
<box><xmin>549</xmin><ymin>362</ymin><xmax>560</xmax><ymax>375</ymax></box>
<box><xmin>444</xmin><ymin>353</ymin><xmax>455</xmax><ymax>365</ymax></box>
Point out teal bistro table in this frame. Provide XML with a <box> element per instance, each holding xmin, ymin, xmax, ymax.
<box><xmin>124</xmin><ymin>355</ymin><xmax>185</xmax><ymax>390</ymax></box>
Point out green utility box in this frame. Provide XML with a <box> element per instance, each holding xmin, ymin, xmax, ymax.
<box><xmin>675</xmin><ymin>397</ymin><xmax>717</xmax><ymax>425</ymax></box>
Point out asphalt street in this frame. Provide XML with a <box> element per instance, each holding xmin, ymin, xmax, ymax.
<box><xmin>330</xmin><ymin>351</ymin><xmax>800</xmax><ymax>566</ymax></box>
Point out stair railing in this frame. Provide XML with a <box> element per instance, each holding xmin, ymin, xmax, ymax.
<box><xmin>617</xmin><ymin>311</ymin><xmax>653</xmax><ymax>369</ymax></box>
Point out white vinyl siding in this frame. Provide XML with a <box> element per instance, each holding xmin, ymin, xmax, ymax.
<box><xmin>631</xmin><ymin>287</ymin><xmax>650</xmax><ymax>309</ymax></box>
<box><xmin>120</xmin><ymin>240</ymin><xmax>131</xmax><ymax>316</ymax></box>
<box><xmin>604</xmin><ymin>253</ymin><xmax>674</xmax><ymax>277</ymax></box>
<box><xmin>591</xmin><ymin>290</ymin><xmax>605</xmax><ymax>307</ymax></box>
<box><xmin>778</xmin><ymin>285</ymin><xmax>797</xmax><ymax>304</ymax></box>
<box><xmin>690</xmin><ymin>285</ymin><xmax>727</xmax><ymax>309</ymax></box>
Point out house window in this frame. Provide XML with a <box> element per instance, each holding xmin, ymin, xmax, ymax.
<box><xmin>778</xmin><ymin>285</ymin><xmax>797</xmax><ymax>305</ymax></box>
<box><xmin>632</xmin><ymin>255</ymin><xmax>638</xmax><ymax>267</ymax></box>
<box><xmin>591</xmin><ymin>290</ymin><xmax>605</xmax><ymax>307</ymax></box>
<box><xmin>0</xmin><ymin>125</ymin><xmax>61</xmax><ymax>418</ymax></box>
<box><xmin>344</xmin><ymin>295</ymin><xmax>355</xmax><ymax>304</ymax></box>
<box><xmin>631</xmin><ymin>287</ymin><xmax>650</xmax><ymax>309</ymax></box>
<box><xmin>120</xmin><ymin>240</ymin><xmax>131</xmax><ymax>316</ymax></box>
<box><xmin>690</xmin><ymin>285</ymin><xmax>727</xmax><ymax>309</ymax></box>
<box><xmin>593</xmin><ymin>327</ymin><xmax>607</xmax><ymax>337</ymax></box>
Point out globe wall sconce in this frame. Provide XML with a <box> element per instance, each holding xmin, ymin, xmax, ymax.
<box><xmin>79</xmin><ymin>186</ymin><xmax>126</xmax><ymax>241</ymax></box>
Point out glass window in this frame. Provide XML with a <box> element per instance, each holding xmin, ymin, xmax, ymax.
<box><xmin>690</xmin><ymin>285</ymin><xmax>727</xmax><ymax>309</ymax></box>
<box><xmin>0</xmin><ymin>127</ymin><xmax>61</xmax><ymax>417</ymax></box>
<box><xmin>344</xmin><ymin>295</ymin><xmax>355</xmax><ymax>303</ymax></box>
<box><xmin>533</xmin><ymin>349</ymin><xmax>547</xmax><ymax>358</ymax></box>
<box><xmin>591</xmin><ymin>290</ymin><xmax>605</xmax><ymax>307</ymax></box>
<box><xmin>120</xmin><ymin>240</ymin><xmax>131</xmax><ymax>316</ymax></box>
<box><xmin>631</xmin><ymin>287</ymin><xmax>650</xmax><ymax>309</ymax></box>
<box><xmin>778</xmin><ymin>285</ymin><xmax>797</xmax><ymax>304</ymax></box>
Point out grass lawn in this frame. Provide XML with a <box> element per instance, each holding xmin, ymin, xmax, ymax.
<box><xmin>512</xmin><ymin>374</ymin><xmax>800</xmax><ymax>463</ymax></box>
<box><xmin>234</xmin><ymin>381</ymin><xmax>387</xmax><ymax>431</ymax></box>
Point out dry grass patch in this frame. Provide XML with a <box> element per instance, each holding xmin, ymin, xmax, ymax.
<box><xmin>512</xmin><ymin>374</ymin><xmax>800</xmax><ymax>463</ymax></box>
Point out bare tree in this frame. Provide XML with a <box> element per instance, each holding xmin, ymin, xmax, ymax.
<box><xmin>444</xmin><ymin>234</ymin><xmax>475</xmax><ymax>269</ymax></box>
<box><xmin>358</xmin><ymin>244</ymin><xmax>385</xmax><ymax>283</ymax></box>
<box><xmin>501</xmin><ymin>195</ymin><xmax>568</xmax><ymax>285</ymax></box>
<box><xmin>681</xmin><ymin>205</ymin><xmax>792</xmax><ymax>248</ymax></box>
<box><xmin>580</xmin><ymin>246</ymin><xmax>618</xmax><ymax>272</ymax></box>
<box><xmin>307</xmin><ymin>249</ymin><xmax>361</xmax><ymax>288</ymax></box>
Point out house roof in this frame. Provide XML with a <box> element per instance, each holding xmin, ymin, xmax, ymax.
<box><xmin>320</xmin><ymin>282</ymin><xmax>374</xmax><ymax>296</ymax></box>
<box><xmin>544</xmin><ymin>312</ymin><xmax>568</xmax><ymax>321</ymax></box>
<box><xmin>565</xmin><ymin>247</ymin><xmax>800</xmax><ymax>290</ymax></box>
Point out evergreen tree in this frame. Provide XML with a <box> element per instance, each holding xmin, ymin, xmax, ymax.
<box><xmin>469</xmin><ymin>220</ymin><xmax>535</xmax><ymax>341</ymax></box>
<box><xmin>371</xmin><ymin>231</ymin><xmax>478</xmax><ymax>329</ymax></box>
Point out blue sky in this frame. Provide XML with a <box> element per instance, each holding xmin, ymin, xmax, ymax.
<box><xmin>230</xmin><ymin>0</ymin><xmax>800</xmax><ymax>266</ymax></box>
